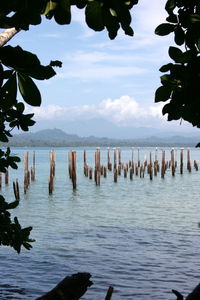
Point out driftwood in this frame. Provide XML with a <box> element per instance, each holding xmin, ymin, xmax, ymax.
<box><xmin>172</xmin><ymin>283</ymin><xmax>200</xmax><ymax>300</ymax></box>
<box><xmin>36</xmin><ymin>273</ymin><xmax>93</xmax><ymax>300</ymax></box>
<box><xmin>34</xmin><ymin>271</ymin><xmax>200</xmax><ymax>300</ymax></box>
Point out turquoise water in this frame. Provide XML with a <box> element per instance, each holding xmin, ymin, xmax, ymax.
<box><xmin>0</xmin><ymin>147</ymin><xmax>200</xmax><ymax>299</ymax></box>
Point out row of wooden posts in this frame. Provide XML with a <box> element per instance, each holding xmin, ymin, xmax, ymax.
<box><xmin>0</xmin><ymin>148</ymin><xmax>198</xmax><ymax>198</ymax></box>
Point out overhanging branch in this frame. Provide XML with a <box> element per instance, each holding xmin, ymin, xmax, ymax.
<box><xmin>0</xmin><ymin>28</ymin><xmax>19</xmax><ymax>48</ymax></box>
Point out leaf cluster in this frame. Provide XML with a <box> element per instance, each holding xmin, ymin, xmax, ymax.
<box><xmin>155</xmin><ymin>0</ymin><xmax>200</xmax><ymax>127</ymax></box>
<box><xmin>0</xmin><ymin>195</ymin><xmax>35</xmax><ymax>253</ymax></box>
<box><xmin>0</xmin><ymin>0</ymin><xmax>136</xmax><ymax>40</ymax></box>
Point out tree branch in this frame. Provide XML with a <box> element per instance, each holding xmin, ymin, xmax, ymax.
<box><xmin>0</xmin><ymin>28</ymin><xmax>19</xmax><ymax>48</ymax></box>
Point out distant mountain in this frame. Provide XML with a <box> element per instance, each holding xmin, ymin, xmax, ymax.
<box><xmin>4</xmin><ymin>128</ymin><xmax>199</xmax><ymax>147</ymax></box>
<box><xmin>31</xmin><ymin>118</ymin><xmax>200</xmax><ymax>140</ymax></box>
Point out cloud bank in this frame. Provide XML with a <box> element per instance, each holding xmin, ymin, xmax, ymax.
<box><xmin>28</xmin><ymin>95</ymin><xmax>165</xmax><ymax>127</ymax></box>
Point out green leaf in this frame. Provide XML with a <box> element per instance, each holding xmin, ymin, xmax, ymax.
<box><xmin>24</xmin><ymin>65</ymin><xmax>56</xmax><ymax>80</ymax></box>
<box><xmin>159</xmin><ymin>63</ymin><xmax>173</xmax><ymax>72</ymax></box>
<box><xmin>50</xmin><ymin>60</ymin><xmax>62</xmax><ymax>68</ymax></box>
<box><xmin>155</xmin><ymin>23</ymin><xmax>175</xmax><ymax>36</ymax></box>
<box><xmin>54</xmin><ymin>0</ymin><xmax>71</xmax><ymax>25</ymax></box>
<box><xmin>18</xmin><ymin>73</ymin><xmax>41</xmax><ymax>106</ymax></box>
<box><xmin>7</xmin><ymin>200</ymin><xmax>19</xmax><ymax>210</ymax></box>
<box><xmin>174</xmin><ymin>26</ymin><xmax>185</xmax><ymax>45</ymax></box>
<box><xmin>85</xmin><ymin>1</ymin><xmax>104</xmax><ymax>31</ymax></box>
<box><xmin>155</xmin><ymin>85</ymin><xmax>172</xmax><ymax>102</ymax></box>
<box><xmin>1</xmin><ymin>72</ymin><xmax>17</xmax><ymax>109</ymax></box>
<box><xmin>165</xmin><ymin>0</ymin><xmax>176</xmax><ymax>12</ymax></box>
<box><xmin>102</xmin><ymin>7</ymin><xmax>120</xmax><ymax>40</ymax></box>
<box><xmin>190</xmin><ymin>14</ymin><xmax>200</xmax><ymax>23</ymax></box>
<box><xmin>168</xmin><ymin>46</ymin><xmax>183</xmax><ymax>62</ymax></box>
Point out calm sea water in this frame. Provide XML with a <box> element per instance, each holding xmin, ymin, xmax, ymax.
<box><xmin>1</xmin><ymin>147</ymin><xmax>200</xmax><ymax>299</ymax></box>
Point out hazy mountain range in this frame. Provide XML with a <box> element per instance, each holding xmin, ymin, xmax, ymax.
<box><xmin>5</xmin><ymin>128</ymin><xmax>200</xmax><ymax>147</ymax></box>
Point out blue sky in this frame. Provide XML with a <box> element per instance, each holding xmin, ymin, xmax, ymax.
<box><xmin>9</xmin><ymin>0</ymin><xmax>200</xmax><ymax>136</ymax></box>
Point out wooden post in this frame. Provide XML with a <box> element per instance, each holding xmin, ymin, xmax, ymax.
<box><xmin>103</xmin><ymin>166</ymin><xmax>107</xmax><ymax>178</ymax></box>
<box><xmin>113</xmin><ymin>148</ymin><xmax>117</xmax><ymax>170</ymax></box>
<box><xmin>161</xmin><ymin>150</ymin><xmax>165</xmax><ymax>179</ymax></box>
<box><xmin>187</xmin><ymin>148</ymin><xmax>191</xmax><ymax>172</ymax></box>
<box><xmin>95</xmin><ymin>148</ymin><xmax>100</xmax><ymax>186</ymax></box>
<box><xmin>71</xmin><ymin>151</ymin><xmax>77</xmax><ymax>189</ymax></box>
<box><xmin>107</xmin><ymin>148</ymin><xmax>112</xmax><ymax>171</ymax></box>
<box><xmin>180</xmin><ymin>148</ymin><xmax>184</xmax><ymax>174</ymax></box>
<box><xmin>49</xmin><ymin>150</ymin><xmax>55</xmax><ymax>194</ymax></box>
<box><xmin>24</xmin><ymin>151</ymin><xmax>29</xmax><ymax>193</ymax></box>
<box><xmin>118</xmin><ymin>148</ymin><xmax>121</xmax><ymax>167</ymax></box>
<box><xmin>114</xmin><ymin>167</ymin><xmax>117</xmax><ymax>183</ymax></box>
<box><xmin>148</xmin><ymin>152</ymin><xmax>153</xmax><ymax>180</ymax></box>
<box><xmin>5</xmin><ymin>169</ymin><xmax>9</xmax><ymax>185</ymax></box>
<box><xmin>89</xmin><ymin>167</ymin><xmax>93</xmax><ymax>180</ymax></box>
<box><xmin>0</xmin><ymin>172</ymin><xmax>2</xmax><ymax>189</ymax></box>
<box><xmin>13</xmin><ymin>179</ymin><xmax>20</xmax><ymax>201</ymax></box>
<box><xmin>171</xmin><ymin>148</ymin><xmax>175</xmax><ymax>176</ymax></box>
<box><xmin>68</xmin><ymin>151</ymin><xmax>72</xmax><ymax>179</ymax></box>
<box><xmin>194</xmin><ymin>160</ymin><xmax>198</xmax><ymax>171</ymax></box>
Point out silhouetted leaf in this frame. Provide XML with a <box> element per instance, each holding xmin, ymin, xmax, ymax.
<box><xmin>155</xmin><ymin>85</ymin><xmax>172</xmax><ymax>102</ymax></box>
<box><xmin>54</xmin><ymin>0</ymin><xmax>71</xmax><ymax>25</ymax></box>
<box><xmin>174</xmin><ymin>26</ymin><xmax>185</xmax><ymax>45</ymax></box>
<box><xmin>18</xmin><ymin>73</ymin><xmax>41</xmax><ymax>106</ymax></box>
<box><xmin>85</xmin><ymin>1</ymin><xmax>104</xmax><ymax>31</ymax></box>
<box><xmin>50</xmin><ymin>60</ymin><xmax>62</xmax><ymax>68</ymax></box>
<box><xmin>155</xmin><ymin>23</ymin><xmax>175</xmax><ymax>36</ymax></box>
<box><xmin>168</xmin><ymin>46</ymin><xmax>183</xmax><ymax>62</ymax></box>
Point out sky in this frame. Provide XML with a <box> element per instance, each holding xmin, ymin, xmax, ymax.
<box><xmin>8</xmin><ymin>0</ymin><xmax>200</xmax><ymax>137</ymax></box>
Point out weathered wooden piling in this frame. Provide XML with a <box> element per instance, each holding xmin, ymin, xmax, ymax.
<box><xmin>83</xmin><ymin>150</ymin><xmax>89</xmax><ymax>176</ymax></box>
<box><xmin>161</xmin><ymin>150</ymin><xmax>165</xmax><ymax>179</ymax></box>
<box><xmin>89</xmin><ymin>167</ymin><xmax>93</xmax><ymax>179</ymax></box>
<box><xmin>114</xmin><ymin>167</ymin><xmax>117</xmax><ymax>183</ymax></box>
<box><xmin>113</xmin><ymin>148</ymin><xmax>117</xmax><ymax>170</ymax></box>
<box><xmin>5</xmin><ymin>169</ymin><xmax>9</xmax><ymax>185</ymax></box>
<box><xmin>13</xmin><ymin>179</ymin><xmax>20</xmax><ymax>200</ymax></box>
<box><xmin>187</xmin><ymin>148</ymin><xmax>191</xmax><ymax>172</ymax></box>
<box><xmin>180</xmin><ymin>148</ymin><xmax>184</xmax><ymax>174</ymax></box>
<box><xmin>95</xmin><ymin>148</ymin><xmax>100</xmax><ymax>185</ymax></box>
<box><xmin>49</xmin><ymin>150</ymin><xmax>56</xmax><ymax>194</ymax></box>
<box><xmin>103</xmin><ymin>166</ymin><xmax>107</xmax><ymax>178</ymax></box>
<box><xmin>24</xmin><ymin>152</ymin><xmax>29</xmax><ymax>193</ymax></box>
<box><xmin>194</xmin><ymin>160</ymin><xmax>198</xmax><ymax>171</ymax></box>
<box><xmin>171</xmin><ymin>148</ymin><xmax>175</xmax><ymax>176</ymax></box>
<box><xmin>68</xmin><ymin>151</ymin><xmax>72</xmax><ymax>179</ymax></box>
<box><xmin>118</xmin><ymin>148</ymin><xmax>121</xmax><ymax>167</ymax></box>
<box><xmin>71</xmin><ymin>151</ymin><xmax>77</xmax><ymax>189</ymax></box>
<box><xmin>0</xmin><ymin>172</ymin><xmax>2</xmax><ymax>189</ymax></box>
<box><xmin>130</xmin><ymin>167</ymin><xmax>133</xmax><ymax>180</ymax></box>
<box><xmin>107</xmin><ymin>148</ymin><xmax>112</xmax><ymax>171</ymax></box>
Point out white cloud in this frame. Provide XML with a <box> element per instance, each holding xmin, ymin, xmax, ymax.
<box><xmin>28</xmin><ymin>95</ymin><xmax>164</xmax><ymax>127</ymax></box>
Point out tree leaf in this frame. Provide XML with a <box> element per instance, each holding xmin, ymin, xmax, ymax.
<box><xmin>1</xmin><ymin>72</ymin><xmax>17</xmax><ymax>109</ymax></box>
<box><xmin>17</xmin><ymin>73</ymin><xmax>41</xmax><ymax>106</ymax></box>
<box><xmin>155</xmin><ymin>85</ymin><xmax>172</xmax><ymax>102</ymax></box>
<box><xmin>174</xmin><ymin>26</ymin><xmax>185</xmax><ymax>45</ymax></box>
<box><xmin>85</xmin><ymin>1</ymin><xmax>104</xmax><ymax>31</ymax></box>
<box><xmin>155</xmin><ymin>23</ymin><xmax>175</xmax><ymax>36</ymax></box>
<box><xmin>165</xmin><ymin>0</ymin><xmax>176</xmax><ymax>12</ymax></box>
<box><xmin>54</xmin><ymin>0</ymin><xmax>71</xmax><ymax>25</ymax></box>
<box><xmin>159</xmin><ymin>63</ymin><xmax>173</xmax><ymax>72</ymax></box>
<box><xmin>168</xmin><ymin>46</ymin><xmax>183</xmax><ymax>62</ymax></box>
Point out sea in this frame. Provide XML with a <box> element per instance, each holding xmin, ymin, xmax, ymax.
<box><xmin>0</xmin><ymin>146</ymin><xmax>200</xmax><ymax>300</ymax></box>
